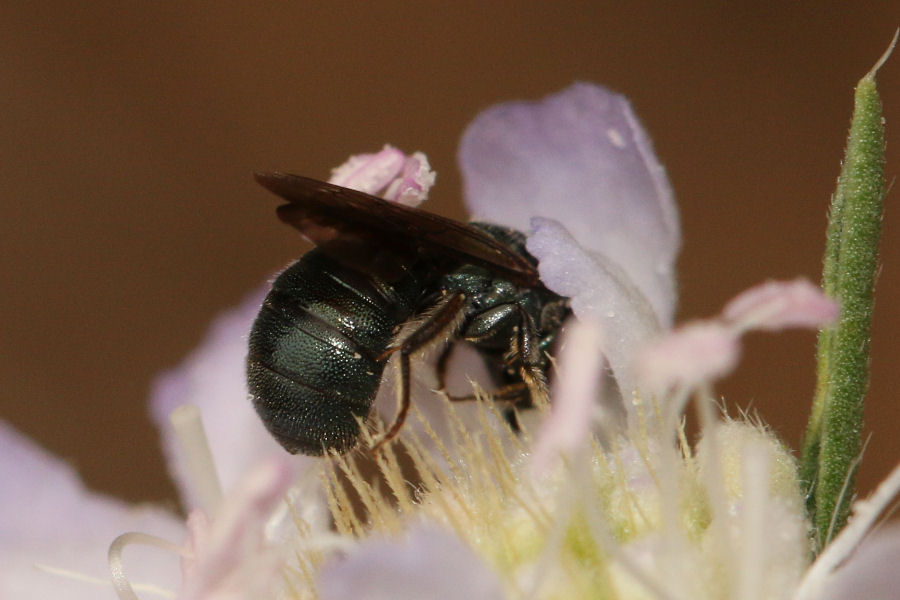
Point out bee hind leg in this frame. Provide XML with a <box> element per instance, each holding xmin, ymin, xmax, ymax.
<box><xmin>372</xmin><ymin>291</ymin><xmax>467</xmax><ymax>452</ymax></box>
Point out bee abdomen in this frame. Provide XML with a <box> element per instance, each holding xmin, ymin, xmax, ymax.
<box><xmin>247</xmin><ymin>358</ymin><xmax>373</xmax><ymax>454</ymax></box>
<box><xmin>247</xmin><ymin>253</ymin><xmax>416</xmax><ymax>454</ymax></box>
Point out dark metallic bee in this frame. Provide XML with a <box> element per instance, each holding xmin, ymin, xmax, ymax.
<box><xmin>247</xmin><ymin>172</ymin><xmax>570</xmax><ymax>455</ymax></box>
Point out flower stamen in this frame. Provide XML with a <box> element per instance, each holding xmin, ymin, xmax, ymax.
<box><xmin>735</xmin><ymin>441</ymin><xmax>770</xmax><ymax>600</ymax></box>
<box><xmin>34</xmin><ymin>563</ymin><xmax>177</xmax><ymax>598</ymax></box>
<box><xmin>108</xmin><ymin>532</ymin><xmax>187</xmax><ymax>600</ymax></box>
<box><xmin>169</xmin><ymin>405</ymin><xmax>223</xmax><ymax>515</ymax></box>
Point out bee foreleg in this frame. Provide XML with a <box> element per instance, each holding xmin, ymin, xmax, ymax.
<box><xmin>515</xmin><ymin>305</ymin><xmax>550</xmax><ymax>408</ymax></box>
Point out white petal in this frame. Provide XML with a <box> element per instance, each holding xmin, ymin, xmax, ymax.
<box><xmin>0</xmin><ymin>421</ymin><xmax>184</xmax><ymax>599</ymax></box>
<box><xmin>818</xmin><ymin>525</ymin><xmax>900</xmax><ymax>600</ymax></box>
<box><xmin>527</xmin><ymin>217</ymin><xmax>661</xmax><ymax>401</ymax></box>
<box><xmin>459</xmin><ymin>82</ymin><xmax>679</xmax><ymax>325</ymax></box>
<box><xmin>149</xmin><ymin>288</ymin><xmax>306</xmax><ymax>510</ymax></box>
<box><xmin>317</xmin><ymin>525</ymin><xmax>507</xmax><ymax>600</ymax></box>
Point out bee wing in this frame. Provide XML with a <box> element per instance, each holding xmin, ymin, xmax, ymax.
<box><xmin>254</xmin><ymin>172</ymin><xmax>539</xmax><ymax>286</ymax></box>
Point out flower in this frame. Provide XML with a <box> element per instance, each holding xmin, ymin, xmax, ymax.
<box><xmin>3</xmin><ymin>82</ymin><xmax>899</xmax><ymax>600</ymax></box>
<box><xmin>461</xmin><ymin>82</ymin><xmax>680</xmax><ymax>404</ymax></box>
<box><xmin>327</xmin><ymin>144</ymin><xmax>435</xmax><ymax>207</ymax></box>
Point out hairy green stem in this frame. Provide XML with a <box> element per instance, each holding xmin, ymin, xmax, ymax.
<box><xmin>801</xmin><ymin>33</ymin><xmax>893</xmax><ymax>552</ymax></box>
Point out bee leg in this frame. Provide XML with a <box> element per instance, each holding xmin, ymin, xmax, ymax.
<box><xmin>515</xmin><ymin>305</ymin><xmax>550</xmax><ymax>408</ymax></box>
<box><xmin>442</xmin><ymin>382</ymin><xmax>530</xmax><ymax>402</ymax></box>
<box><xmin>435</xmin><ymin>342</ymin><xmax>455</xmax><ymax>392</ymax></box>
<box><xmin>435</xmin><ymin>342</ymin><xmax>523</xmax><ymax>402</ymax></box>
<box><xmin>373</xmin><ymin>292</ymin><xmax>467</xmax><ymax>451</ymax></box>
<box><xmin>436</xmin><ymin>328</ymin><xmax>538</xmax><ymax>405</ymax></box>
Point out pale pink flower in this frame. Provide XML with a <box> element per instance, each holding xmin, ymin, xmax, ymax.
<box><xmin>2</xmin><ymin>82</ymin><xmax>897</xmax><ymax>600</ymax></box>
<box><xmin>328</xmin><ymin>144</ymin><xmax>435</xmax><ymax>206</ymax></box>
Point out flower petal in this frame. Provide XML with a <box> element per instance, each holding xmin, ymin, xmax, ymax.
<box><xmin>527</xmin><ymin>217</ymin><xmax>661</xmax><ymax>400</ymax></box>
<box><xmin>149</xmin><ymin>288</ymin><xmax>304</xmax><ymax>510</ymax></box>
<box><xmin>458</xmin><ymin>82</ymin><xmax>679</xmax><ymax>325</ymax></box>
<box><xmin>0</xmin><ymin>421</ymin><xmax>184</xmax><ymax>599</ymax></box>
<box><xmin>317</xmin><ymin>525</ymin><xmax>507</xmax><ymax>600</ymax></box>
<box><xmin>818</xmin><ymin>525</ymin><xmax>900</xmax><ymax>600</ymax></box>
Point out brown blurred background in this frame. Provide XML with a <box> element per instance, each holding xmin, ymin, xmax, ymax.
<box><xmin>2</xmin><ymin>3</ymin><xmax>898</xmax><ymax>507</ymax></box>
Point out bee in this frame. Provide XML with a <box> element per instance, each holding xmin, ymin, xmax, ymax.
<box><xmin>247</xmin><ymin>172</ymin><xmax>570</xmax><ymax>455</ymax></box>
